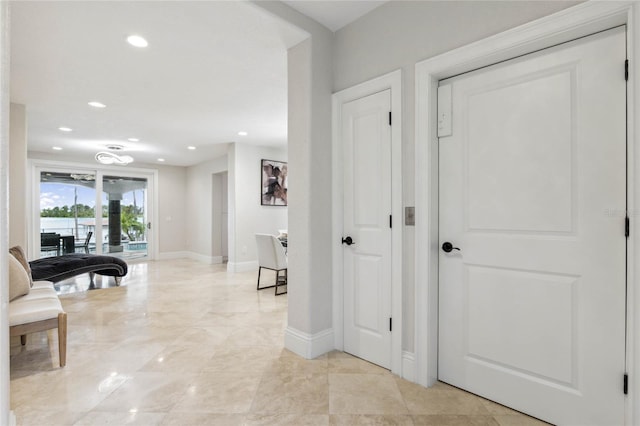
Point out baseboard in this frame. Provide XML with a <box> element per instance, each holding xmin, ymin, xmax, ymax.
<box><xmin>284</xmin><ymin>327</ymin><xmax>334</xmax><ymax>359</ymax></box>
<box><xmin>157</xmin><ymin>251</ymin><xmax>189</xmax><ymax>260</ymax></box>
<box><xmin>402</xmin><ymin>351</ymin><xmax>416</xmax><ymax>382</ymax></box>
<box><xmin>157</xmin><ymin>251</ymin><xmax>223</xmax><ymax>265</ymax></box>
<box><xmin>227</xmin><ymin>260</ymin><xmax>258</xmax><ymax>272</ymax></box>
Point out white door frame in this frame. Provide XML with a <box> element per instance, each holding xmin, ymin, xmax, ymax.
<box><xmin>415</xmin><ymin>0</ymin><xmax>639</xmax><ymax>422</ymax></box>
<box><xmin>332</xmin><ymin>69</ymin><xmax>403</xmax><ymax>376</ymax></box>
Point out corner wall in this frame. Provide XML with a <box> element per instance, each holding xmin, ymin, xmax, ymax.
<box><xmin>156</xmin><ymin>164</ymin><xmax>188</xmax><ymax>256</ymax></box>
<box><xmin>227</xmin><ymin>143</ymin><xmax>288</xmax><ymax>271</ymax></box>
<box><xmin>1</xmin><ymin>2</ymin><xmax>11</xmax><ymax>423</ymax></box>
<box><xmin>252</xmin><ymin>0</ymin><xmax>334</xmax><ymax>357</ymax></box>
<box><xmin>9</xmin><ymin>103</ymin><xmax>26</xmax><ymax>250</ymax></box>
<box><xmin>185</xmin><ymin>155</ymin><xmax>228</xmax><ymax>262</ymax></box>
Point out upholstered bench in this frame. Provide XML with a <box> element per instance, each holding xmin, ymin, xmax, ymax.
<box><xmin>9</xmin><ymin>281</ymin><xmax>67</xmax><ymax>367</ymax></box>
<box><xmin>29</xmin><ymin>253</ymin><xmax>128</xmax><ymax>285</ymax></box>
<box><xmin>8</xmin><ymin>249</ymin><xmax>67</xmax><ymax>367</ymax></box>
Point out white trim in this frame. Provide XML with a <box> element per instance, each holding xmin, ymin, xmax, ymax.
<box><xmin>284</xmin><ymin>327</ymin><xmax>334</xmax><ymax>359</ymax></box>
<box><xmin>415</xmin><ymin>1</ymin><xmax>638</xmax><ymax>423</ymax></box>
<box><xmin>402</xmin><ymin>351</ymin><xmax>416</xmax><ymax>382</ymax></box>
<box><xmin>332</xmin><ymin>69</ymin><xmax>403</xmax><ymax>376</ymax></box>
<box><xmin>226</xmin><ymin>260</ymin><xmax>258</xmax><ymax>273</ymax></box>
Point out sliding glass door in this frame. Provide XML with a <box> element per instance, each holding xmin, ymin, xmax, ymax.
<box><xmin>35</xmin><ymin>163</ymin><xmax>154</xmax><ymax>261</ymax></box>
<box><xmin>102</xmin><ymin>175</ymin><xmax>148</xmax><ymax>259</ymax></box>
<box><xmin>39</xmin><ymin>171</ymin><xmax>97</xmax><ymax>257</ymax></box>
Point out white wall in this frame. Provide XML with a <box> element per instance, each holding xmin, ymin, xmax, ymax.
<box><xmin>9</xmin><ymin>103</ymin><xmax>27</xmax><ymax>250</ymax></box>
<box><xmin>333</xmin><ymin>0</ymin><xmax>580</xmax><ymax>353</ymax></box>
<box><xmin>156</xmin><ymin>164</ymin><xmax>187</xmax><ymax>255</ymax></box>
<box><xmin>185</xmin><ymin>155</ymin><xmax>228</xmax><ymax>262</ymax></box>
<box><xmin>221</xmin><ymin>172</ymin><xmax>228</xmax><ymax>260</ymax></box>
<box><xmin>211</xmin><ymin>172</ymin><xmax>223</xmax><ymax>260</ymax></box>
<box><xmin>254</xmin><ymin>1</ymin><xmax>339</xmax><ymax>358</ymax></box>
<box><xmin>227</xmin><ymin>142</ymin><xmax>287</xmax><ymax>271</ymax></box>
<box><xmin>0</xmin><ymin>2</ymin><xmax>11</xmax><ymax>423</ymax></box>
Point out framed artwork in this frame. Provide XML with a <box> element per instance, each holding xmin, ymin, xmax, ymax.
<box><xmin>261</xmin><ymin>159</ymin><xmax>288</xmax><ymax>206</ymax></box>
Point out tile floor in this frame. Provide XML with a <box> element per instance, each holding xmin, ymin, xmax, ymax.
<box><xmin>10</xmin><ymin>259</ymin><xmax>547</xmax><ymax>425</ymax></box>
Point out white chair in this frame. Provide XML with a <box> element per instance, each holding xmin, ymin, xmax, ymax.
<box><xmin>255</xmin><ymin>233</ymin><xmax>287</xmax><ymax>295</ymax></box>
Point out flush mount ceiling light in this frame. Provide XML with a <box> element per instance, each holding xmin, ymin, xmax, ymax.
<box><xmin>127</xmin><ymin>138</ymin><xmax>139</xmax><ymax>142</ymax></box>
<box><xmin>127</xmin><ymin>35</ymin><xmax>148</xmax><ymax>48</ymax></box>
<box><xmin>58</xmin><ymin>127</ymin><xmax>72</xmax><ymax>132</ymax></box>
<box><xmin>238</xmin><ymin>131</ymin><xmax>248</xmax><ymax>136</ymax></box>
<box><xmin>95</xmin><ymin>152</ymin><xmax>134</xmax><ymax>165</ymax></box>
<box><xmin>52</xmin><ymin>146</ymin><xmax>63</xmax><ymax>151</ymax></box>
<box><xmin>88</xmin><ymin>101</ymin><xmax>106</xmax><ymax>108</ymax></box>
<box><xmin>187</xmin><ymin>146</ymin><xmax>196</xmax><ymax>150</ymax></box>
<box><xmin>157</xmin><ymin>158</ymin><xmax>165</xmax><ymax>162</ymax></box>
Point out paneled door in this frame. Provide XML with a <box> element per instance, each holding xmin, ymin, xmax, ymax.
<box><xmin>438</xmin><ymin>27</ymin><xmax>627</xmax><ymax>425</ymax></box>
<box><xmin>342</xmin><ymin>89</ymin><xmax>392</xmax><ymax>369</ymax></box>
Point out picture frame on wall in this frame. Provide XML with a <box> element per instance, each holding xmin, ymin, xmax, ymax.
<box><xmin>261</xmin><ymin>159</ymin><xmax>287</xmax><ymax>206</ymax></box>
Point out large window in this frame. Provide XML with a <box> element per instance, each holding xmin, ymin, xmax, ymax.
<box><xmin>35</xmin><ymin>164</ymin><xmax>154</xmax><ymax>261</ymax></box>
<box><xmin>39</xmin><ymin>172</ymin><xmax>96</xmax><ymax>257</ymax></box>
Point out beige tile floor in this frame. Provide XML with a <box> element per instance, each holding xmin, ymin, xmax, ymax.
<box><xmin>10</xmin><ymin>259</ymin><xmax>548</xmax><ymax>426</ymax></box>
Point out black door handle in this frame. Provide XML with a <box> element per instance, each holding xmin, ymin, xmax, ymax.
<box><xmin>442</xmin><ymin>242</ymin><xmax>460</xmax><ymax>253</ymax></box>
<box><xmin>342</xmin><ymin>236</ymin><xmax>355</xmax><ymax>246</ymax></box>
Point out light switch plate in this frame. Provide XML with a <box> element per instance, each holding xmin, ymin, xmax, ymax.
<box><xmin>405</xmin><ymin>206</ymin><xmax>415</xmax><ymax>226</ymax></box>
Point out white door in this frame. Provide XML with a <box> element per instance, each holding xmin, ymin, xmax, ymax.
<box><xmin>342</xmin><ymin>89</ymin><xmax>392</xmax><ymax>369</ymax></box>
<box><xmin>438</xmin><ymin>27</ymin><xmax>626</xmax><ymax>425</ymax></box>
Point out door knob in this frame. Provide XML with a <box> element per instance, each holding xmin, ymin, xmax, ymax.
<box><xmin>342</xmin><ymin>236</ymin><xmax>355</xmax><ymax>246</ymax></box>
<box><xmin>442</xmin><ymin>242</ymin><xmax>460</xmax><ymax>253</ymax></box>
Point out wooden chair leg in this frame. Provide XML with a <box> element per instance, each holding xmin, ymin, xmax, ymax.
<box><xmin>20</xmin><ymin>335</ymin><xmax>26</xmax><ymax>345</ymax></box>
<box><xmin>57</xmin><ymin>312</ymin><xmax>67</xmax><ymax>367</ymax></box>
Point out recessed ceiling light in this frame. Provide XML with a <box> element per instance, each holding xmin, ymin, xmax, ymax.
<box><xmin>127</xmin><ymin>138</ymin><xmax>139</xmax><ymax>142</ymax></box>
<box><xmin>52</xmin><ymin>146</ymin><xmax>63</xmax><ymax>151</ymax></box>
<box><xmin>88</xmin><ymin>101</ymin><xmax>106</xmax><ymax>108</ymax></box>
<box><xmin>187</xmin><ymin>146</ymin><xmax>196</xmax><ymax>150</ymax></box>
<box><xmin>58</xmin><ymin>127</ymin><xmax>72</xmax><ymax>132</ymax></box>
<box><xmin>238</xmin><ymin>131</ymin><xmax>248</xmax><ymax>136</ymax></box>
<box><xmin>127</xmin><ymin>35</ymin><xmax>148</xmax><ymax>48</ymax></box>
<box><xmin>157</xmin><ymin>158</ymin><xmax>165</xmax><ymax>162</ymax></box>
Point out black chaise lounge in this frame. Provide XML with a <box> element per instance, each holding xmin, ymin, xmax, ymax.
<box><xmin>29</xmin><ymin>253</ymin><xmax>128</xmax><ymax>285</ymax></box>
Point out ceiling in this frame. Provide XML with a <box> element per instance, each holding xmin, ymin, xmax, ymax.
<box><xmin>10</xmin><ymin>1</ymin><xmax>385</xmax><ymax>167</ymax></box>
<box><xmin>283</xmin><ymin>1</ymin><xmax>387</xmax><ymax>32</ymax></box>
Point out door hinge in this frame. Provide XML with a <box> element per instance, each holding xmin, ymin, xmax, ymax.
<box><xmin>389</xmin><ymin>111</ymin><xmax>392</xmax><ymax>126</ymax></box>
<box><xmin>389</xmin><ymin>317</ymin><xmax>392</xmax><ymax>332</ymax></box>
<box><xmin>624</xmin><ymin>373</ymin><xmax>629</xmax><ymax>395</ymax></box>
<box><xmin>389</xmin><ymin>215</ymin><xmax>392</xmax><ymax>228</ymax></box>
<box><xmin>626</xmin><ymin>216</ymin><xmax>630</xmax><ymax>238</ymax></box>
<box><xmin>625</xmin><ymin>59</ymin><xmax>629</xmax><ymax>81</ymax></box>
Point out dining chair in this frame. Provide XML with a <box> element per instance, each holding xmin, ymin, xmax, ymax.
<box><xmin>40</xmin><ymin>233</ymin><xmax>61</xmax><ymax>257</ymax></box>
<box><xmin>255</xmin><ymin>233</ymin><xmax>287</xmax><ymax>295</ymax></box>
<box><xmin>75</xmin><ymin>231</ymin><xmax>93</xmax><ymax>254</ymax></box>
